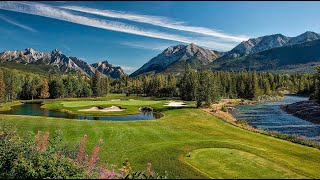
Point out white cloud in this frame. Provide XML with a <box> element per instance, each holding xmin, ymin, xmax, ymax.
<box><xmin>120</xmin><ymin>41</ymin><xmax>174</xmax><ymax>51</ymax></box>
<box><xmin>0</xmin><ymin>15</ymin><xmax>37</xmax><ymax>32</ymax></box>
<box><xmin>61</xmin><ymin>6</ymin><xmax>249</xmax><ymax>43</ymax></box>
<box><xmin>0</xmin><ymin>1</ymin><xmax>238</xmax><ymax>51</ymax></box>
<box><xmin>114</xmin><ymin>64</ymin><xmax>137</xmax><ymax>74</ymax></box>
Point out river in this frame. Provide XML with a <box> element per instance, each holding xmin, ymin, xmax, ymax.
<box><xmin>230</xmin><ymin>95</ymin><xmax>320</xmax><ymax>142</ymax></box>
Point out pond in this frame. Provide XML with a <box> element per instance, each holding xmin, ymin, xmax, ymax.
<box><xmin>0</xmin><ymin>103</ymin><xmax>163</xmax><ymax>121</ymax></box>
<box><xmin>230</xmin><ymin>95</ymin><xmax>320</xmax><ymax>142</ymax></box>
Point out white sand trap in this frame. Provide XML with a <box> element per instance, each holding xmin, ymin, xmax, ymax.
<box><xmin>80</xmin><ymin>107</ymin><xmax>100</xmax><ymax>111</ymax></box>
<box><xmin>111</xmin><ymin>99</ymin><xmax>121</xmax><ymax>101</ymax></box>
<box><xmin>164</xmin><ymin>101</ymin><xmax>186</xmax><ymax>107</ymax></box>
<box><xmin>79</xmin><ymin>106</ymin><xmax>124</xmax><ymax>112</ymax></box>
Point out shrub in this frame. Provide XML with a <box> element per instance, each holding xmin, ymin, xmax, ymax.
<box><xmin>221</xmin><ymin>105</ymin><xmax>228</xmax><ymax>112</ymax></box>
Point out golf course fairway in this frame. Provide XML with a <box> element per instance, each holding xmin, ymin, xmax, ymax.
<box><xmin>0</xmin><ymin>99</ymin><xmax>319</xmax><ymax>178</ymax></box>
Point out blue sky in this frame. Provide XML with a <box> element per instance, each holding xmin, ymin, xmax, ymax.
<box><xmin>0</xmin><ymin>1</ymin><xmax>320</xmax><ymax>74</ymax></box>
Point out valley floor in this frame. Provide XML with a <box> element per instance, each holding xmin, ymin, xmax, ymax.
<box><xmin>0</xmin><ymin>96</ymin><xmax>320</xmax><ymax>178</ymax></box>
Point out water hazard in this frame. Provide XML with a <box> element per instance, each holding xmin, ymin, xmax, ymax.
<box><xmin>0</xmin><ymin>103</ymin><xmax>162</xmax><ymax>121</ymax></box>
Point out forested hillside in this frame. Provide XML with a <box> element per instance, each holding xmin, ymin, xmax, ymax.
<box><xmin>0</xmin><ymin>64</ymin><xmax>317</xmax><ymax>106</ymax></box>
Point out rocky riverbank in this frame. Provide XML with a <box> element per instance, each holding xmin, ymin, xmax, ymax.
<box><xmin>280</xmin><ymin>100</ymin><xmax>320</xmax><ymax>124</ymax></box>
<box><xmin>203</xmin><ymin>95</ymin><xmax>284</xmax><ymax>123</ymax></box>
<box><xmin>254</xmin><ymin>95</ymin><xmax>284</xmax><ymax>103</ymax></box>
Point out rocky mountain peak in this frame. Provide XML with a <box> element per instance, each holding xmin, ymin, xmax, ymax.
<box><xmin>24</xmin><ymin>48</ymin><xmax>36</xmax><ymax>55</ymax></box>
<box><xmin>288</xmin><ymin>31</ymin><xmax>320</xmax><ymax>45</ymax></box>
<box><xmin>303</xmin><ymin>31</ymin><xmax>318</xmax><ymax>35</ymax></box>
<box><xmin>91</xmin><ymin>60</ymin><xmax>125</xmax><ymax>79</ymax></box>
<box><xmin>51</xmin><ymin>49</ymin><xmax>62</xmax><ymax>55</ymax></box>
<box><xmin>185</xmin><ymin>43</ymin><xmax>201</xmax><ymax>55</ymax></box>
<box><xmin>0</xmin><ymin>48</ymin><xmax>126</xmax><ymax>78</ymax></box>
<box><xmin>130</xmin><ymin>43</ymin><xmax>223</xmax><ymax>77</ymax></box>
<box><xmin>163</xmin><ymin>44</ymin><xmax>185</xmax><ymax>55</ymax></box>
<box><xmin>225</xmin><ymin>33</ymin><xmax>290</xmax><ymax>58</ymax></box>
<box><xmin>98</xmin><ymin>60</ymin><xmax>110</xmax><ymax>65</ymax></box>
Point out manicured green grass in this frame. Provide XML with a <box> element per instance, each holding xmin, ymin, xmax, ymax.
<box><xmin>21</xmin><ymin>94</ymin><xmax>191</xmax><ymax>116</ymax></box>
<box><xmin>0</xmin><ymin>98</ymin><xmax>320</xmax><ymax>178</ymax></box>
<box><xmin>0</xmin><ymin>101</ymin><xmax>23</xmax><ymax>111</ymax></box>
<box><xmin>185</xmin><ymin>148</ymin><xmax>304</xmax><ymax>178</ymax></box>
<box><xmin>42</xmin><ymin>100</ymin><xmax>162</xmax><ymax>116</ymax></box>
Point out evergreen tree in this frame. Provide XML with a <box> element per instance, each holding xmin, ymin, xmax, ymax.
<box><xmin>179</xmin><ymin>64</ymin><xmax>199</xmax><ymax>101</ymax></box>
<box><xmin>0</xmin><ymin>70</ymin><xmax>4</xmax><ymax>103</ymax></box>
<box><xmin>211</xmin><ymin>73</ymin><xmax>221</xmax><ymax>102</ymax></box>
<box><xmin>49</xmin><ymin>78</ymin><xmax>65</xmax><ymax>99</ymax></box>
<box><xmin>31</xmin><ymin>78</ymin><xmax>39</xmax><ymax>100</ymax></box>
<box><xmin>20</xmin><ymin>75</ymin><xmax>32</xmax><ymax>100</ymax></box>
<box><xmin>247</xmin><ymin>72</ymin><xmax>259</xmax><ymax>99</ymax></box>
<box><xmin>40</xmin><ymin>78</ymin><xmax>50</xmax><ymax>100</ymax></box>
<box><xmin>196</xmin><ymin>71</ymin><xmax>213</xmax><ymax>107</ymax></box>
<box><xmin>91</xmin><ymin>70</ymin><xmax>101</xmax><ymax>97</ymax></box>
<box><xmin>263</xmin><ymin>79</ymin><xmax>271</xmax><ymax>95</ymax></box>
<box><xmin>315</xmin><ymin>66</ymin><xmax>320</xmax><ymax>103</ymax></box>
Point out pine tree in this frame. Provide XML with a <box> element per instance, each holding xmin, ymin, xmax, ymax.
<box><xmin>263</xmin><ymin>79</ymin><xmax>271</xmax><ymax>95</ymax></box>
<box><xmin>104</xmin><ymin>77</ymin><xmax>110</xmax><ymax>96</ymax></box>
<box><xmin>49</xmin><ymin>78</ymin><xmax>65</xmax><ymax>99</ymax></box>
<box><xmin>10</xmin><ymin>74</ymin><xmax>21</xmax><ymax>101</ymax></box>
<box><xmin>211</xmin><ymin>73</ymin><xmax>221</xmax><ymax>102</ymax></box>
<box><xmin>0</xmin><ymin>70</ymin><xmax>5</xmax><ymax>103</ymax></box>
<box><xmin>196</xmin><ymin>71</ymin><xmax>213</xmax><ymax>107</ymax></box>
<box><xmin>40</xmin><ymin>78</ymin><xmax>50</xmax><ymax>100</ymax></box>
<box><xmin>315</xmin><ymin>66</ymin><xmax>320</xmax><ymax>103</ymax></box>
<box><xmin>179</xmin><ymin>64</ymin><xmax>198</xmax><ymax>101</ymax></box>
<box><xmin>91</xmin><ymin>70</ymin><xmax>101</xmax><ymax>97</ymax></box>
<box><xmin>247</xmin><ymin>71</ymin><xmax>259</xmax><ymax>99</ymax></box>
<box><xmin>167</xmin><ymin>74</ymin><xmax>177</xmax><ymax>97</ymax></box>
<box><xmin>31</xmin><ymin>78</ymin><xmax>38</xmax><ymax>100</ymax></box>
<box><xmin>21</xmin><ymin>75</ymin><xmax>32</xmax><ymax>100</ymax></box>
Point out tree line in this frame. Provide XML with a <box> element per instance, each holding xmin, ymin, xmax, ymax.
<box><xmin>0</xmin><ymin>69</ymin><xmax>109</xmax><ymax>102</ymax></box>
<box><xmin>313</xmin><ymin>66</ymin><xmax>320</xmax><ymax>103</ymax></box>
<box><xmin>116</xmin><ymin>64</ymin><xmax>316</xmax><ymax>107</ymax></box>
<box><xmin>0</xmin><ymin>66</ymin><xmax>318</xmax><ymax>105</ymax></box>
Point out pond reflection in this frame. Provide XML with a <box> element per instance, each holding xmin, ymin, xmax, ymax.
<box><xmin>0</xmin><ymin>103</ymin><xmax>162</xmax><ymax>121</ymax></box>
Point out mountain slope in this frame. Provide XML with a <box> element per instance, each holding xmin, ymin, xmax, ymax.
<box><xmin>131</xmin><ymin>31</ymin><xmax>320</xmax><ymax>76</ymax></box>
<box><xmin>221</xmin><ymin>31</ymin><xmax>320</xmax><ymax>60</ymax></box>
<box><xmin>130</xmin><ymin>43</ymin><xmax>223</xmax><ymax>77</ymax></box>
<box><xmin>91</xmin><ymin>61</ymin><xmax>125</xmax><ymax>79</ymax></box>
<box><xmin>288</xmin><ymin>31</ymin><xmax>320</xmax><ymax>45</ymax></box>
<box><xmin>209</xmin><ymin>39</ymin><xmax>320</xmax><ymax>73</ymax></box>
<box><xmin>0</xmin><ymin>48</ymin><xmax>125</xmax><ymax>78</ymax></box>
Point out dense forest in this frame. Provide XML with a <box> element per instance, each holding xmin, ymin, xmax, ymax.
<box><xmin>0</xmin><ymin>65</ymin><xmax>319</xmax><ymax>107</ymax></box>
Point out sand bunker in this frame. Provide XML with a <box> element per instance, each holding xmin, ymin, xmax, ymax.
<box><xmin>111</xmin><ymin>99</ymin><xmax>121</xmax><ymax>101</ymax></box>
<box><xmin>164</xmin><ymin>101</ymin><xmax>186</xmax><ymax>107</ymax></box>
<box><xmin>79</xmin><ymin>106</ymin><xmax>124</xmax><ymax>112</ymax></box>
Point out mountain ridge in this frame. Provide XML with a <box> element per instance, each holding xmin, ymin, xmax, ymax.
<box><xmin>131</xmin><ymin>31</ymin><xmax>320</xmax><ymax>76</ymax></box>
<box><xmin>0</xmin><ymin>48</ymin><xmax>126</xmax><ymax>78</ymax></box>
<box><xmin>209</xmin><ymin>39</ymin><xmax>320</xmax><ymax>73</ymax></box>
<box><xmin>219</xmin><ymin>31</ymin><xmax>320</xmax><ymax>59</ymax></box>
<box><xmin>130</xmin><ymin>43</ymin><xmax>223</xmax><ymax>77</ymax></box>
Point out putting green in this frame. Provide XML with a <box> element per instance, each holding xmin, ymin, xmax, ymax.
<box><xmin>42</xmin><ymin>99</ymin><xmax>166</xmax><ymax>116</ymax></box>
<box><xmin>61</xmin><ymin>100</ymin><xmax>162</xmax><ymax>107</ymax></box>
<box><xmin>185</xmin><ymin>148</ymin><xmax>305</xmax><ymax>178</ymax></box>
